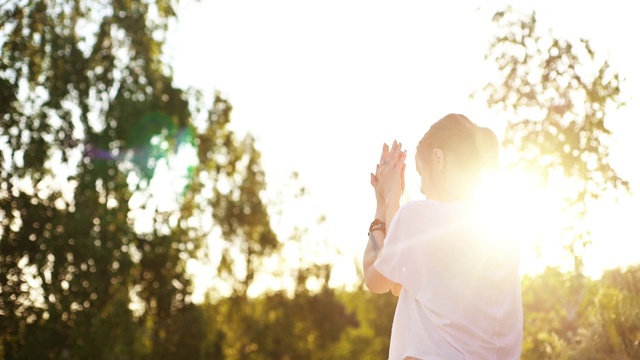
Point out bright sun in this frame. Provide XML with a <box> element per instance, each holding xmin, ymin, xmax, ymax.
<box><xmin>474</xmin><ymin>167</ymin><xmax>570</xmax><ymax>277</ymax></box>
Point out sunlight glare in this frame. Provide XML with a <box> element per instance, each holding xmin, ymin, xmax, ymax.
<box><xmin>472</xmin><ymin>168</ymin><xmax>569</xmax><ymax>276</ymax></box>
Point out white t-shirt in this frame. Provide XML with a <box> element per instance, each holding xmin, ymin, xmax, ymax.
<box><xmin>374</xmin><ymin>200</ymin><xmax>523</xmax><ymax>360</ymax></box>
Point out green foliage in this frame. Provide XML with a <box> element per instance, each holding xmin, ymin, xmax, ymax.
<box><xmin>520</xmin><ymin>268</ymin><xmax>574</xmax><ymax>359</ymax></box>
<box><xmin>197</xmin><ymin>272</ymin><xmax>361</xmax><ymax>360</ymax></box>
<box><xmin>520</xmin><ymin>266</ymin><xmax>640</xmax><ymax>360</ymax></box>
<box><xmin>326</xmin><ymin>286</ymin><xmax>397</xmax><ymax>359</ymax></box>
<box><xmin>0</xmin><ymin>0</ymin><xmax>356</xmax><ymax>357</ymax></box>
<box><xmin>0</xmin><ymin>0</ymin><xmax>275</xmax><ymax>358</ymax></box>
<box><xmin>477</xmin><ymin>6</ymin><xmax>629</xmax><ymax>275</ymax></box>
<box><xmin>478</xmin><ymin>6</ymin><xmax>636</xmax><ymax>360</ymax></box>
<box><xmin>572</xmin><ymin>266</ymin><xmax>640</xmax><ymax>359</ymax></box>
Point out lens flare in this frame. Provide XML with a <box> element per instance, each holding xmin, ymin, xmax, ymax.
<box><xmin>84</xmin><ymin>112</ymin><xmax>198</xmax><ymax>204</ymax></box>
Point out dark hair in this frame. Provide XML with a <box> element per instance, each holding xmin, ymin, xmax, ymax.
<box><xmin>417</xmin><ymin>113</ymin><xmax>499</xmax><ymax>178</ymax></box>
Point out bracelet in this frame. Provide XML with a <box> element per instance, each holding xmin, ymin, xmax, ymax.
<box><xmin>368</xmin><ymin>218</ymin><xmax>386</xmax><ymax>236</ymax></box>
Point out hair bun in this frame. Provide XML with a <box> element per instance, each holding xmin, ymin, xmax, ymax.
<box><xmin>474</xmin><ymin>126</ymin><xmax>499</xmax><ymax>174</ymax></box>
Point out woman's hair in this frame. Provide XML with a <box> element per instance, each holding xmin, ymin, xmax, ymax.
<box><xmin>417</xmin><ymin>113</ymin><xmax>499</xmax><ymax>180</ymax></box>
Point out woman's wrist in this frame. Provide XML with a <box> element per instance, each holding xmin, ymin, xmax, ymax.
<box><xmin>384</xmin><ymin>197</ymin><xmax>400</xmax><ymax>208</ymax></box>
<box><xmin>375</xmin><ymin>201</ymin><xmax>385</xmax><ymax>217</ymax></box>
<box><xmin>367</xmin><ymin>219</ymin><xmax>386</xmax><ymax>259</ymax></box>
<box><xmin>384</xmin><ymin>199</ymin><xmax>400</xmax><ymax>229</ymax></box>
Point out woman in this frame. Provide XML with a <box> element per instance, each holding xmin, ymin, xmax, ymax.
<box><xmin>362</xmin><ymin>114</ymin><xmax>523</xmax><ymax>360</ymax></box>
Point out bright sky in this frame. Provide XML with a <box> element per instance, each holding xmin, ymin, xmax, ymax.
<box><xmin>165</xmin><ymin>0</ymin><xmax>640</xmax><ymax>299</ymax></box>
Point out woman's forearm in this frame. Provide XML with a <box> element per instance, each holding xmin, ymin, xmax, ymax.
<box><xmin>362</xmin><ymin>205</ymin><xmax>385</xmax><ymax>275</ymax></box>
<box><xmin>362</xmin><ymin>203</ymin><xmax>387</xmax><ymax>291</ymax></box>
<box><xmin>363</xmin><ymin>229</ymin><xmax>384</xmax><ymax>270</ymax></box>
<box><xmin>385</xmin><ymin>199</ymin><xmax>399</xmax><ymax>231</ymax></box>
<box><xmin>363</xmin><ymin>201</ymin><xmax>401</xmax><ymax>294</ymax></box>
<box><xmin>363</xmin><ymin>230</ymin><xmax>391</xmax><ymax>293</ymax></box>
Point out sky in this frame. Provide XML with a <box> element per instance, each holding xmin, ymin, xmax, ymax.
<box><xmin>164</xmin><ymin>0</ymin><xmax>640</xmax><ymax>299</ymax></box>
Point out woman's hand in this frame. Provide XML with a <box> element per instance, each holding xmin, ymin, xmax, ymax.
<box><xmin>375</xmin><ymin>140</ymin><xmax>407</xmax><ymax>205</ymax></box>
<box><xmin>370</xmin><ymin>143</ymin><xmax>390</xmax><ymax>206</ymax></box>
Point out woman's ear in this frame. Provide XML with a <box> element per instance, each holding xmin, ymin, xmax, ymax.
<box><xmin>432</xmin><ymin>148</ymin><xmax>445</xmax><ymax>171</ymax></box>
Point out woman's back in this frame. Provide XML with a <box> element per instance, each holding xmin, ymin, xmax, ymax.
<box><xmin>374</xmin><ymin>200</ymin><xmax>523</xmax><ymax>359</ymax></box>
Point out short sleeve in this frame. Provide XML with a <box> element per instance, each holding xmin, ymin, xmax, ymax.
<box><xmin>374</xmin><ymin>201</ymin><xmax>441</xmax><ymax>296</ymax></box>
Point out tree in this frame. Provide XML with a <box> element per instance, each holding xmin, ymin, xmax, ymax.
<box><xmin>477</xmin><ymin>6</ymin><xmax>629</xmax><ymax>275</ymax></box>
<box><xmin>196</xmin><ymin>264</ymin><xmax>359</xmax><ymax>359</ymax></box>
<box><xmin>200</xmin><ymin>96</ymin><xmax>278</xmax><ymax>298</ymax></box>
<box><xmin>328</xmin><ymin>286</ymin><xmax>397</xmax><ymax>360</ymax></box>
<box><xmin>572</xmin><ymin>266</ymin><xmax>640</xmax><ymax>359</ymax></box>
<box><xmin>519</xmin><ymin>268</ymin><xmax>574</xmax><ymax>359</ymax></box>
<box><xmin>476</xmin><ymin>6</ymin><xmax>633</xmax><ymax>358</ymax></box>
<box><xmin>0</xmin><ymin>1</ymin><xmax>277</xmax><ymax>358</ymax></box>
<box><xmin>517</xmin><ymin>266</ymin><xmax>640</xmax><ymax>360</ymax></box>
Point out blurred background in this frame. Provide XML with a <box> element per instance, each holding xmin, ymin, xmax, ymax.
<box><xmin>1</xmin><ymin>0</ymin><xmax>638</xmax><ymax>359</ymax></box>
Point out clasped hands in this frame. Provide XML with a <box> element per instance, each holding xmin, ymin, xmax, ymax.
<box><xmin>370</xmin><ymin>140</ymin><xmax>407</xmax><ymax>206</ymax></box>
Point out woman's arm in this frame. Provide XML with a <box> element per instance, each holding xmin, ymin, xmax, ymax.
<box><xmin>363</xmin><ymin>237</ymin><xmax>393</xmax><ymax>293</ymax></box>
<box><xmin>362</xmin><ymin>209</ymin><xmax>393</xmax><ymax>294</ymax></box>
<box><xmin>363</xmin><ymin>141</ymin><xmax>406</xmax><ymax>295</ymax></box>
<box><xmin>363</xmin><ymin>203</ymin><xmax>401</xmax><ymax>294</ymax></box>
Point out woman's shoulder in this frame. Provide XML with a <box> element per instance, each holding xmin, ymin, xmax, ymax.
<box><xmin>400</xmin><ymin>199</ymin><xmax>459</xmax><ymax>212</ymax></box>
<box><xmin>401</xmin><ymin>199</ymin><xmax>434</xmax><ymax>210</ymax></box>
<box><xmin>398</xmin><ymin>199</ymin><xmax>471</xmax><ymax>222</ymax></box>
<box><xmin>398</xmin><ymin>199</ymin><xmax>443</xmax><ymax>217</ymax></box>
